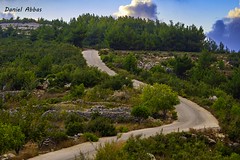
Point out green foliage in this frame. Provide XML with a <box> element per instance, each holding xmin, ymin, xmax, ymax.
<box><xmin>0</xmin><ymin>123</ymin><xmax>25</xmax><ymax>154</ymax></box>
<box><xmin>48</xmin><ymin>131</ymin><xmax>68</xmax><ymax>143</ymax></box>
<box><xmin>72</xmin><ymin>67</ymin><xmax>108</xmax><ymax>87</ymax></box>
<box><xmin>123</xmin><ymin>53</ymin><xmax>138</xmax><ymax>73</ymax></box>
<box><xmin>96</xmin><ymin>132</ymin><xmax>240</xmax><ymax>160</ymax></box>
<box><xmin>141</xmin><ymin>83</ymin><xmax>179</xmax><ymax>118</ymax></box>
<box><xmin>65</xmin><ymin>113</ymin><xmax>84</xmax><ymax>126</ymax></box>
<box><xmin>96</xmin><ymin>142</ymin><xmax>128</xmax><ymax>160</ymax></box>
<box><xmin>131</xmin><ymin>105</ymin><xmax>151</xmax><ymax>120</ymax></box>
<box><xmin>117</xmin><ymin>126</ymin><xmax>129</xmax><ymax>133</ymax></box>
<box><xmin>70</xmin><ymin>84</ymin><xmax>85</xmax><ymax>98</ymax></box>
<box><xmin>66</xmin><ymin>122</ymin><xmax>85</xmax><ymax>136</ymax></box>
<box><xmin>101</xmin><ymin>75</ymin><xmax>133</xmax><ymax>90</ymax></box>
<box><xmin>87</xmin><ymin>117</ymin><xmax>117</xmax><ymax>137</ymax></box>
<box><xmin>2</xmin><ymin>16</ymin><xmax>205</xmax><ymax>52</ymax></box>
<box><xmin>173</xmin><ymin>55</ymin><xmax>193</xmax><ymax>77</ymax></box>
<box><xmin>84</xmin><ymin>86</ymin><xmax>113</xmax><ymax>101</ymax></box>
<box><xmin>83</xmin><ymin>132</ymin><xmax>99</xmax><ymax>142</ymax></box>
<box><xmin>0</xmin><ymin>39</ymin><xmax>86</xmax><ymax>91</ymax></box>
<box><xmin>227</xmin><ymin>68</ymin><xmax>240</xmax><ymax>99</ymax></box>
<box><xmin>198</xmin><ymin>51</ymin><xmax>216</xmax><ymax>69</ymax></box>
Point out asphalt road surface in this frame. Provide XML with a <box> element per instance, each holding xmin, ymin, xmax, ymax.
<box><xmin>29</xmin><ymin>49</ymin><xmax>219</xmax><ymax>160</ymax></box>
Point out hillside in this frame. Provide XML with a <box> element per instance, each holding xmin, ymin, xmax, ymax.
<box><xmin>0</xmin><ymin>16</ymin><xmax>240</xmax><ymax>159</ymax></box>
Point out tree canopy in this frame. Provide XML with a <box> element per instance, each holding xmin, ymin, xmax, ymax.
<box><xmin>141</xmin><ymin>83</ymin><xmax>179</xmax><ymax>118</ymax></box>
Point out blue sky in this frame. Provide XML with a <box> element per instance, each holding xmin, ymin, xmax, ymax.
<box><xmin>0</xmin><ymin>0</ymin><xmax>239</xmax><ymax>33</ymax></box>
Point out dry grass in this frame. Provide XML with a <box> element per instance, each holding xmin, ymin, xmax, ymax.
<box><xmin>12</xmin><ymin>142</ymin><xmax>39</xmax><ymax>160</ymax></box>
<box><xmin>11</xmin><ymin>138</ymin><xmax>87</xmax><ymax>160</ymax></box>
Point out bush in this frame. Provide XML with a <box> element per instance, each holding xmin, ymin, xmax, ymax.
<box><xmin>117</xmin><ymin>126</ymin><xmax>129</xmax><ymax>133</ymax></box>
<box><xmin>87</xmin><ymin>117</ymin><xmax>117</xmax><ymax>137</ymax></box>
<box><xmin>70</xmin><ymin>84</ymin><xmax>85</xmax><ymax>98</ymax></box>
<box><xmin>72</xmin><ymin>67</ymin><xmax>108</xmax><ymax>87</ymax></box>
<box><xmin>83</xmin><ymin>132</ymin><xmax>99</xmax><ymax>142</ymax></box>
<box><xmin>48</xmin><ymin>131</ymin><xmax>68</xmax><ymax>143</ymax></box>
<box><xmin>96</xmin><ymin>142</ymin><xmax>127</xmax><ymax>160</ymax></box>
<box><xmin>65</xmin><ymin>113</ymin><xmax>84</xmax><ymax>126</ymax></box>
<box><xmin>66</xmin><ymin>122</ymin><xmax>85</xmax><ymax>136</ymax></box>
<box><xmin>101</xmin><ymin>75</ymin><xmax>133</xmax><ymax>90</ymax></box>
<box><xmin>131</xmin><ymin>105</ymin><xmax>151</xmax><ymax>120</ymax></box>
<box><xmin>171</xmin><ymin>111</ymin><xmax>178</xmax><ymax>120</ymax></box>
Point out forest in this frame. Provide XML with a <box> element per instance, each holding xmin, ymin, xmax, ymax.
<box><xmin>0</xmin><ymin>15</ymin><xmax>240</xmax><ymax>159</ymax></box>
<box><xmin>0</xmin><ymin>14</ymin><xmax>218</xmax><ymax>52</ymax></box>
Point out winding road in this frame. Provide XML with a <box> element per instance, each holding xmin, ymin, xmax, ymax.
<box><xmin>30</xmin><ymin>49</ymin><xmax>219</xmax><ymax>160</ymax></box>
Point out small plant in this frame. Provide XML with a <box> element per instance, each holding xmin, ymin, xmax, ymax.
<box><xmin>83</xmin><ymin>133</ymin><xmax>99</xmax><ymax>142</ymax></box>
<box><xmin>87</xmin><ymin>117</ymin><xmax>117</xmax><ymax>137</ymax></box>
<box><xmin>66</xmin><ymin>122</ymin><xmax>85</xmax><ymax>136</ymax></box>
<box><xmin>131</xmin><ymin>105</ymin><xmax>151</xmax><ymax>120</ymax></box>
<box><xmin>117</xmin><ymin>126</ymin><xmax>129</xmax><ymax>133</ymax></box>
<box><xmin>70</xmin><ymin>84</ymin><xmax>85</xmax><ymax>98</ymax></box>
<box><xmin>171</xmin><ymin>111</ymin><xmax>178</xmax><ymax>120</ymax></box>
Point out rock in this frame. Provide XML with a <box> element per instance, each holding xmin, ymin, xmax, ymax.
<box><xmin>1</xmin><ymin>153</ymin><xmax>16</xmax><ymax>160</ymax></box>
<box><xmin>180</xmin><ymin>136</ymin><xmax>187</xmax><ymax>141</ymax></box>
<box><xmin>216</xmin><ymin>133</ymin><xmax>225</xmax><ymax>139</ymax></box>
<box><xmin>233</xmin><ymin>143</ymin><xmax>240</xmax><ymax>148</ymax></box>
<box><xmin>64</xmin><ymin>83</ymin><xmax>72</xmax><ymax>89</ymax></box>
<box><xmin>204</xmin><ymin>136</ymin><xmax>217</xmax><ymax>145</ymax></box>
<box><xmin>209</xmin><ymin>96</ymin><xmax>218</xmax><ymax>101</ymax></box>
<box><xmin>147</xmin><ymin>153</ymin><xmax>156</xmax><ymax>160</ymax></box>
<box><xmin>42</xmin><ymin>80</ymin><xmax>50</xmax><ymax>90</ymax></box>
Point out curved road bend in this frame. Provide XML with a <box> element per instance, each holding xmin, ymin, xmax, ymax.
<box><xmin>29</xmin><ymin>50</ymin><xmax>219</xmax><ymax>160</ymax></box>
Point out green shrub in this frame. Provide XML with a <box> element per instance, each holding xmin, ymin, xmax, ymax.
<box><xmin>171</xmin><ymin>111</ymin><xmax>178</xmax><ymax>120</ymax></box>
<box><xmin>96</xmin><ymin>142</ymin><xmax>128</xmax><ymax>160</ymax></box>
<box><xmin>65</xmin><ymin>113</ymin><xmax>84</xmax><ymax>126</ymax></box>
<box><xmin>72</xmin><ymin>68</ymin><xmax>108</xmax><ymax>87</ymax></box>
<box><xmin>101</xmin><ymin>75</ymin><xmax>133</xmax><ymax>90</ymax></box>
<box><xmin>48</xmin><ymin>131</ymin><xmax>68</xmax><ymax>143</ymax></box>
<box><xmin>83</xmin><ymin>132</ymin><xmax>99</xmax><ymax>142</ymax></box>
<box><xmin>87</xmin><ymin>117</ymin><xmax>117</xmax><ymax>137</ymax></box>
<box><xmin>131</xmin><ymin>105</ymin><xmax>151</xmax><ymax>120</ymax></box>
<box><xmin>66</xmin><ymin>122</ymin><xmax>85</xmax><ymax>136</ymax></box>
<box><xmin>117</xmin><ymin>126</ymin><xmax>129</xmax><ymax>133</ymax></box>
<box><xmin>46</xmin><ymin>98</ymin><xmax>62</xmax><ymax>104</ymax></box>
<box><xmin>70</xmin><ymin>84</ymin><xmax>85</xmax><ymax>98</ymax></box>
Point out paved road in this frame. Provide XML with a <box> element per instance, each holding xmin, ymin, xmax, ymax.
<box><xmin>30</xmin><ymin>50</ymin><xmax>219</xmax><ymax>160</ymax></box>
<box><xmin>82</xmin><ymin>50</ymin><xmax>145</xmax><ymax>89</ymax></box>
<box><xmin>82</xmin><ymin>50</ymin><xmax>117</xmax><ymax>76</ymax></box>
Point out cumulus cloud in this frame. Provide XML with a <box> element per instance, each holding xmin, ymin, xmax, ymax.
<box><xmin>208</xmin><ymin>7</ymin><xmax>240</xmax><ymax>51</ymax></box>
<box><xmin>208</xmin><ymin>18</ymin><xmax>240</xmax><ymax>51</ymax></box>
<box><xmin>0</xmin><ymin>12</ymin><xmax>14</xmax><ymax>20</ymax></box>
<box><xmin>114</xmin><ymin>0</ymin><xmax>158</xmax><ymax>20</ymax></box>
<box><xmin>228</xmin><ymin>7</ymin><xmax>240</xmax><ymax>18</ymax></box>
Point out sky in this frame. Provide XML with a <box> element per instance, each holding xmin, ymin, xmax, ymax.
<box><xmin>0</xmin><ymin>0</ymin><xmax>240</xmax><ymax>51</ymax></box>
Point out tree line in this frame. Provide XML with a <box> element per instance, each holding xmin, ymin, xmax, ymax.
<box><xmin>1</xmin><ymin>14</ymin><xmax>206</xmax><ymax>52</ymax></box>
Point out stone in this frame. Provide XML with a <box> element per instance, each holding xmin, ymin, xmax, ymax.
<box><xmin>147</xmin><ymin>153</ymin><xmax>156</xmax><ymax>160</ymax></box>
<box><xmin>209</xmin><ymin>96</ymin><xmax>218</xmax><ymax>101</ymax></box>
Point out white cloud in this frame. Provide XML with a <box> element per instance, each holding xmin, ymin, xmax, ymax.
<box><xmin>114</xmin><ymin>0</ymin><xmax>158</xmax><ymax>20</ymax></box>
<box><xmin>228</xmin><ymin>7</ymin><xmax>240</xmax><ymax>18</ymax></box>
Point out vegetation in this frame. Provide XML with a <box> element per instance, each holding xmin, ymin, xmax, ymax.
<box><xmin>141</xmin><ymin>84</ymin><xmax>179</xmax><ymax>118</ymax></box>
<box><xmin>1</xmin><ymin>16</ymin><xmax>240</xmax><ymax>158</ymax></box>
<box><xmin>96</xmin><ymin>131</ymin><xmax>240</xmax><ymax>160</ymax></box>
<box><xmin>1</xmin><ymin>15</ymin><xmax>205</xmax><ymax>52</ymax></box>
<box><xmin>83</xmin><ymin>133</ymin><xmax>99</xmax><ymax>142</ymax></box>
<box><xmin>87</xmin><ymin>117</ymin><xmax>117</xmax><ymax>137</ymax></box>
<box><xmin>101</xmin><ymin>49</ymin><xmax>240</xmax><ymax>145</ymax></box>
<box><xmin>131</xmin><ymin>105</ymin><xmax>151</xmax><ymax>120</ymax></box>
<box><xmin>0</xmin><ymin>123</ymin><xmax>25</xmax><ymax>154</ymax></box>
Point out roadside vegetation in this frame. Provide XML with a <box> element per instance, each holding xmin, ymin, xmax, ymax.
<box><xmin>95</xmin><ymin>130</ymin><xmax>240</xmax><ymax>160</ymax></box>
